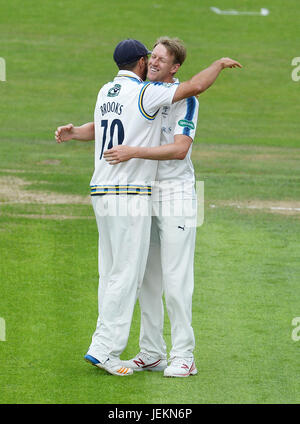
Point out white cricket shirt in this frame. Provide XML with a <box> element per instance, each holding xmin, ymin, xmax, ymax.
<box><xmin>152</xmin><ymin>79</ymin><xmax>199</xmax><ymax>200</ymax></box>
<box><xmin>90</xmin><ymin>70</ymin><xmax>178</xmax><ymax>196</ymax></box>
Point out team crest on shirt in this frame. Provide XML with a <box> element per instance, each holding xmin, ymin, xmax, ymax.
<box><xmin>162</xmin><ymin>106</ymin><xmax>170</xmax><ymax>116</ymax></box>
<box><xmin>108</xmin><ymin>84</ymin><xmax>121</xmax><ymax>97</ymax></box>
<box><xmin>178</xmin><ymin>119</ymin><xmax>195</xmax><ymax>130</ymax></box>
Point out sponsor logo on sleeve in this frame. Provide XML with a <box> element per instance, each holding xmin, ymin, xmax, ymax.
<box><xmin>178</xmin><ymin>119</ymin><xmax>195</xmax><ymax>130</ymax></box>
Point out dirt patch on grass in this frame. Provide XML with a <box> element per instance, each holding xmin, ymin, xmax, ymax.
<box><xmin>213</xmin><ymin>200</ymin><xmax>300</xmax><ymax>216</ymax></box>
<box><xmin>2</xmin><ymin>213</ymin><xmax>93</xmax><ymax>220</ymax></box>
<box><xmin>0</xmin><ymin>169</ymin><xmax>26</xmax><ymax>173</ymax></box>
<box><xmin>0</xmin><ymin>176</ymin><xmax>90</xmax><ymax>205</ymax></box>
<box><xmin>36</xmin><ymin>159</ymin><xmax>61</xmax><ymax>165</ymax></box>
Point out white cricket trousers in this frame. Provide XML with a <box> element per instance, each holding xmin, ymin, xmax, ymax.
<box><xmin>139</xmin><ymin>199</ymin><xmax>197</xmax><ymax>359</ymax></box>
<box><xmin>87</xmin><ymin>195</ymin><xmax>152</xmax><ymax>363</ymax></box>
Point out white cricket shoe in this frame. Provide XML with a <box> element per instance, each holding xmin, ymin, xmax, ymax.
<box><xmin>122</xmin><ymin>351</ymin><xmax>167</xmax><ymax>372</ymax></box>
<box><xmin>84</xmin><ymin>354</ymin><xmax>133</xmax><ymax>376</ymax></box>
<box><xmin>164</xmin><ymin>357</ymin><xmax>197</xmax><ymax>378</ymax></box>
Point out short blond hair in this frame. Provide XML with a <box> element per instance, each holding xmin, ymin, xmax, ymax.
<box><xmin>153</xmin><ymin>37</ymin><xmax>186</xmax><ymax>65</ymax></box>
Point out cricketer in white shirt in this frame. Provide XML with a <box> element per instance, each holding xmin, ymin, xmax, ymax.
<box><xmin>136</xmin><ymin>85</ymin><xmax>200</xmax><ymax>366</ymax></box>
<box><xmin>90</xmin><ymin>70</ymin><xmax>178</xmax><ymax>196</ymax></box>
<box><xmin>87</xmin><ymin>70</ymin><xmax>179</xmax><ymax>364</ymax></box>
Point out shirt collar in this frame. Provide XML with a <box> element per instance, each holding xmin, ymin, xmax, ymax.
<box><xmin>116</xmin><ymin>70</ymin><xmax>143</xmax><ymax>82</ymax></box>
<box><xmin>115</xmin><ymin>71</ymin><xmax>179</xmax><ymax>84</ymax></box>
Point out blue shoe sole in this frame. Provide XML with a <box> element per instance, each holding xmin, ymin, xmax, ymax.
<box><xmin>84</xmin><ymin>354</ymin><xmax>100</xmax><ymax>366</ymax></box>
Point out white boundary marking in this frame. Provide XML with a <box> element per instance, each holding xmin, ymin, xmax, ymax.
<box><xmin>210</xmin><ymin>7</ymin><xmax>269</xmax><ymax>16</ymax></box>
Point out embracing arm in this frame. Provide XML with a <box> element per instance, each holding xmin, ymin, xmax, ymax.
<box><xmin>173</xmin><ymin>57</ymin><xmax>242</xmax><ymax>103</ymax></box>
<box><xmin>55</xmin><ymin>122</ymin><xmax>95</xmax><ymax>143</ymax></box>
<box><xmin>103</xmin><ymin>134</ymin><xmax>192</xmax><ymax>164</ymax></box>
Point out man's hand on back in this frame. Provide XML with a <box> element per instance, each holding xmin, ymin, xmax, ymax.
<box><xmin>104</xmin><ymin>145</ymin><xmax>136</xmax><ymax>165</ymax></box>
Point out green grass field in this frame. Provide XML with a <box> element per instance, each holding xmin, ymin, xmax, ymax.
<box><xmin>1</xmin><ymin>0</ymin><xmax>300</xmax><ymax>404</ymax></box>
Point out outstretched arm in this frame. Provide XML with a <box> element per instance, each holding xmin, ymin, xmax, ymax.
<box><xmin>173</xmin><ymin>57</ymin><xmax>242</xmax><ymax>103</ymax></box>
<box><xmin>55</xmin><ymin>122</ymin><xmax>95</xmax><ymax>143</ymax></box>
<box><xmin>103</xmin><ymin>134</ymin><xmax>192</xmax><ymax>165</ymax></box>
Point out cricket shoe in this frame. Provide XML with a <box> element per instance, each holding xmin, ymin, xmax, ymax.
<box><xmin>84</xmin><ymin>354</ymin><xmax>133</xmax><ymax>376</ymax></box>
<box><xmin>122</xmin><ymin>351</ymin><xmax>167</xmax><ymax>372</ymax></box>
<box><xmin>164</xmin><ymin>357</ymin><xmax>197</xmax><ymax>378</ymax></box>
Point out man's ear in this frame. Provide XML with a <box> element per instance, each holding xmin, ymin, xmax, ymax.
<box><xmin>139</xmin><ymin>56</ymin><xmax>147</xmax><ymax>66</ymax></box>
<box><xmin>171</xmin><ymin>63</ymin><xmax>181</xmax><ymax>76</ymax></box>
